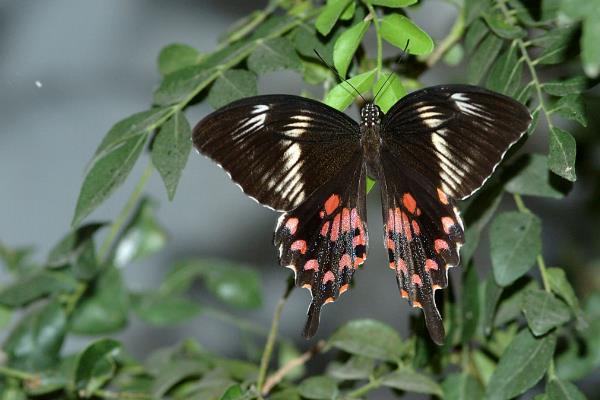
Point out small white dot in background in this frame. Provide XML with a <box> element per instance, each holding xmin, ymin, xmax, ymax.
<box><xmin>35</xmin><ymin>80</ymin><xmax>42</xmax><ymax>88</ymax></box>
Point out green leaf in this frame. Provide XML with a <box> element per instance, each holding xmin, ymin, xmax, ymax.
<box><xmin>505</xmin><ymin>154</ymin><xmax>565</xmax><ymax>199</ymax></box>
<box><xmin>294</xmin><ymin>23</ymin><xmax>337</xmax><ymax>65</ymax></box>
<box><xmin>207</xmin><ymin>69</ymin><xmax>258</xmax><ymax>110</ymax></box>
<box><xmin>114</xmin><ymin>198</ymin><xmax>167</xmax><ymax>267</ymax></box>
<box><xmin>368</xmin><ymin>0</ymin><xmax>418</xmax><ymax>6</ymax></box>
<box><xmin>94</xmin><ymin>108</ymin><xmax>172</xmax><ymax>156</ymax></box>
<box><xmin>333</xmin><ymin>20</ymin><xmax>370</xmax><ymax>78</ymax></box>
<box><xmin>495</xmin><ymin>280</ymin><xmax>538</xmax><ymax>327</ymax></box>
<box><xmin>366</xmin><ymin>176</ymin><xmax>376</xmax><ymax>193</ymax></box>
<box><xmin>471</xmin><ymin>350</ymin><xmax>496</xmax><ymax>386</ymax></box>
<box><xmin>131</xmin><ymin>290</ymin><xmax>201</xmax><ymax>326</ymax></box>
<box><xmin>380</xmin><ymin>367</ymin><xmax>443</xmax><ymax>397</ymax></box>
<box><xmin>326</xmin><ymin>355</ymin><xmax>374</xmax><ymax>380</ymax></box>
<box><xmin>24</xmin><ymin>355</ymin><xmax>76</xmax><ymax>396</ymax></box>
<box><xmin>153</xmin><ymin>64</ymin><xmax>219</xmax><ymax>106</ymax></box>
<box><xmin>486</xmin><ymin>330</ymin><xmax>557</xmax><ymax>400</ymax></box>
<box><xmin>464</xmin><ymin>0</ymin><xmax>492</xmax><ymax>25</ymax></box>
<box><xmin>546</xmin><ymin>377</ymin><xmax>586</xmax><ymax>400</ymax></box>
<box><xmin>479</xmin><ymin>274</ymin><xmax>503</xmax><ymax>336</ymax></box>
<box><xmin>0</xmin><ymin>270</ymin><xmax>78</xmax><ymax>307</ymax></box>
<box><xmin>278</xmin><ymin>341</ymin><xmax>305</xmax><ymax>381</ymax></box>
<box><xmin>339</xmin><ymin>1</ymin><xmax>356</xmax><ymax>20</ymax></box>
<box><xmin>522</xmin><ymin>288</ymin><xmax>571</xmax><ymax>336</ymax></box>
<box><xmin>490</xmin><ymin>211</ymin><xmax>542</xmax><ymax>286</ymax></box>
<box><xmin>315</xmin><ymin>0</ymin><xmax>352</xmax><ymax>36</ymax></box>
<box><xmin>380</xmin><ymin>14</ymin><xmax>434</xmax><ymax>55</ymax></box>
<box><xmin>582</xmin><ymin>12</ymin><xmax>600</xmax><ymax>78</ymax></box>
<box><xmin>3</xmin><ymin>300</ymin><xmax>66</xmax><ymax>371</ymax></box>
<box><xmin>70</xmin><ymin>267</ymin><xmax>129</xmax><ymax>334</ymax></box>
<box><xmin>327</xmin><ymin>319</ymin><xmax>403</xmax><ymax>360</ymax></box>
<box><xmin>442</xmin><ymin>372</ymin><xmax>484</xmax><ymax>400</ymax></box>
<box><xmin>47</xmin><ymin>222</ymin><xmax>104</xmax><ymax>269</ymax></box>
<box><xmin>248</xmin><ymin>37</ymin><xmax>303</xmax><ymax>74</ymax></box>
<box><xmin>161</xmin><ymin>259</ymin><xmax>262</xmax><ymax>309</ymax></box>
<box><xmin>75</xmin><ymin>339</ymin><xmax>121</xmax><ymax>395</ymax></box>
<box><xmin>551</xmin><ymin>94</ymin><xmax>587</xmax><ymax>127</ymax></box>
<box><xmin>158</xmin><ymin>43</ymin><xmax>202</xmax><ymax>76</ymax></box>
<box><xmin>542</xmin><ymin>76</ymin><xmax>588</xmax><ymax>96</ymax></box>
<box><xmin>298</xmin><ymin>375</ymin><xmax>338</xmax><ymax>400</ymax></box>
<box><xmin>483</xmin><ymin>10</ymin><xmax>525</xmax><ymax>39</ymax></box>
<box><xmin>0</xmin><ymin>305</ymin><xmax>12</xmax><ymax>329</ymax></box>
<box><xmin>72</xmin><ymin>134</ymin><xmax>147</xmax><ymax>227</ymax></box>
<box><xmin>220</xmin><ymin>384</ymin><xmax>244</xmax><ymax>400</ymax></box>
<box><xmin>151</xmin><ymin>111</ymin><xmax>193</xmax><ymax>200</ymax></box>
<box><xmin>0</xmin><ymin>243</ymin><xmax>36</xmax><ymax>276</ymax></box>
<box><xmin>323</xmin><ymin>68</ymin><xmax>376</xmax><ymax>111</ymax></box>
<box><xmin>546</xmin><ymin>267</ymin><xmax>581</xmax><ymax>314</ymax></box>
<box><xmin>374</xmin><ymin>73</ymin><xmax>407</xmax><ymax>113</ymax></box>
<box><xmin>443</xmin><ymin>43</ymin><xmax>464</xmax><ymax>66</ymax></box>
<box><xmin>486</xmin><ymin>43</ymin><xmax>523</xmax><ymax>96</ymax></box>
<box><xmin>461</xmin><ymin>262</ymin><xmax>480</xmax><ymax>343</ymax></box>
<box><xmin>548</xmin><ymin>127</ymin><xmax>577</xmax><ymax>181</ymax></box>
<box><xmin>534</xmin><ymin>26</ymin><xmax>578</xmax><ymax>65</ymax></box>
<box><xmin>467</xmin><ymin>32</ymin><xmax>503</xmax><ymax>84</ymax></box>
<box><xmin>464</xmin><ymin>18</ymin><xmax>489</xmax><ymax>54</ymax></box>
<box><xmin>150</xmin><ymin>359</ymin><xmax>209</xmax><ymax>398</ymax></box>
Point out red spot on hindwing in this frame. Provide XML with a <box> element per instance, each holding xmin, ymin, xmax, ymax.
<box><xmin>320</xmin><ymin>221</ymin><xmax>330</xmax><ymax>236</ymax></box>
<box><xmin>304</xmin><ymin>259</ymin><xmax>319</xmax><ymax>271</ymax></box>
<box><xmin>412</xmin><ymin>274</ymin><xmax>422</xmax><ymax>286</ymax></box>
<box><xmin>339</xmin><ymin>254</ymin><xmax>352</xmax><ymax>270</ymax></box>
<box><xmin>285</xmin><ymin>218</ymin><xmax>299</xmax><ymax>235</ymax></box>
<box><xmin>434</xmin><ymin>239</ymin><xmax>449</xmax><ymax>253</ymax></box>
<box><xmin>322</xmin><ymin>271</ymin><xmax>335</xmax><ymax>284</ymax></box>
<box><xmin>330</xmin><ymin>214</ymin><xmax>341</xmax><ymax>241</ymax></box>
<box><xmin>341</xmin><ymin>208</ymin><xmax>351</xmax><ymax>233</ymax></box>
<box><xmin>425</xmin><ymin>259</ymin><xmax>438</xmax><ymax>271</ymax></box>
<box><xmin>402</xmin><ymin>193</ymin><xmax>417</xmax><ymax>214</ymax></box>
<box><xmin>441</xmin><ymin>217</ymin><xmax>454</xmax><ymax>234</ymax></box>
<box><xmin>324</xmin><ymin>194</ymin><xmax>340</xmax><ymax>215</ymax></box>
<box><xmin>437</xmin><ymin>188</ymin><xmax>449</xmax><ymax>205</ymax></box>
<box><xmin>411</xmin><ymin>220</ymin><xmax>420</xmax><ymax>236</ymax></box>
<box><xmin>291</xmin><ymin>240</ymin><xmax>307</xmax><ymax>254</ymax></box>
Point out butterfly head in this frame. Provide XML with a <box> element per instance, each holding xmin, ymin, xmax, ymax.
<box><xmin>360</xmin><ymin>103</ymin><xmax>382</xmax><ymax>127</ymax></box>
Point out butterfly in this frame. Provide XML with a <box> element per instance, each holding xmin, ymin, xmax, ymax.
<box><xmin>192</xmin><ymin>85</ymin><xmax>531</xmax><ymax>345</ymax></box>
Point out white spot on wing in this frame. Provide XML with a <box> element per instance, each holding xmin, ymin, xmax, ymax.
<box><xmin>252</xmin><ymin>104</ymin><xmax>269</xmax><ymax>114</ymax></box>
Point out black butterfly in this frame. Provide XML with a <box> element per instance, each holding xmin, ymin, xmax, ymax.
<box><xmin>192</xmin><ymin>85</ymin><xmax>531</xmax><ymax>345</ymax></box>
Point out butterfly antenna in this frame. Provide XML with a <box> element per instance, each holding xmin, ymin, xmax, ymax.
<box><xmin>373</xmin><ymin>39</ymin><xmax>411</xmax><ymax>102</ymax></box>
<box><xmin>313</xmin><ymin>49</ymin><xmax>367</xmax><ymax>103</ymax></box>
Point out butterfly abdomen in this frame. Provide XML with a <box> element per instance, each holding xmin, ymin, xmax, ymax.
<box><xmin>360</xmin><ymin>103</ymin><xmax>384</xmax><ymax>178</ymax></box>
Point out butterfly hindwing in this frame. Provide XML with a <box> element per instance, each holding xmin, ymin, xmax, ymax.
<box><xmin>193</xmin><ymin>95</ymin><xmax>360</xmax><ymax>211</ymax></box>
<box><xmin>382</xmin><ymin>85</ymin><xmax>532</xmax><ymax>200</ymax></box>
<box><xmin>274</xmin><ymin>157</ymin><xmax>368</xmax><ymax>338</ymax></box>
<box><xmin>380</xmin><ymin>151</ymin><xmax>464</xmax><ymax>344</ymax></box>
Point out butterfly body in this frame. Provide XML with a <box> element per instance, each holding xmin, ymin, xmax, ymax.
<box><xmin>193</xmin><ymin>85</ymin><xmax>531</xmax><ymax>344</ymax></box>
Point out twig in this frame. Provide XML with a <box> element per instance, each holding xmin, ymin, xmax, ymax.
<box><xmin>366</xmin><ymin>3</ymin><xmax>383</xmax><ymax>76</ymax></box>
<box><xmin>256</xmin><ymin>278</ymin><xmax>294</xmax><ymax>395</ymax></box>
<box><xmin>425</xmin><ymin>8</ymin><xmax>465</xmax><ymax>68</ymax></box>
<box><xmin>262</xmin><ymin>340</ymin><xmax>326</xmax><ymax>395</ymax></box>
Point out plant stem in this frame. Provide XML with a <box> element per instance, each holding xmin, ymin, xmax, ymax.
<box><xmin>257</xmin><ymin>279</ymin><xmax>294</xmax><ymax>395</ymax></box>
<box><xmin>92</xmin><ymin>389</ymin><xmax>152</xmax><ymax>399</ymax></box>
<box><xmin>366</xmin><ymin>3</ymin><xmax>383</xmax><ymax>77</ymax></box>
<box><xmin>425</xmin><ymin>8</ymin><xmax>465</xmax><ymax>67</ymax></box>
<box><xmin>0</xmin><ymin>365</ymin><xmax>36</xmax><ymax>381</ymax></box>
<box><xmin>98</xmin><ymin>162</ymin><xmax>154</xmax><ymax>263</ymax></box>
<box><xmin>348</xmin><ymin>377</ymin><xmax>381</xmax><ymax>398</ymax></box>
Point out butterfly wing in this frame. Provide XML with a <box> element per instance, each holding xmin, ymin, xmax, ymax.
<box><xmin>382</xmin><ymin>85</ymin><xmax>532</xmax><ymax>200</ymax></box>
<box><xmin>193</xmin><ymin>95</ymin><xmax>361</xmax><ymax>211</ymax></box>
<box><xmin>380</xmin><ymin>85</ymin><xmax>531</xmax><ymax>344</ymax></box>
<box><xmin>274</xmin><ymin>157</ymin><xmax>368</xmax><ymax>338</ymax></box>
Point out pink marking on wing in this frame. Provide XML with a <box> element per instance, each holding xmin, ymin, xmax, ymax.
<box><xmin>400</xmin><ymin>211</ymin><xmax>412</xmax><ymax>241</ymax></box>
<box><xmin>397</xmin><ymin>258</ymin><xmax>407</xmax><ymax>273</ymax></box>
<box><xmin>386</xmin><ymin>238</ymin><xmax>395</xmax><ymax>251</ymax></box>
<box><xmin>285</xmin><ymin>218</ymin><xmax>299</xmax><ymax>235</ymax></box>
<box><xmin>350</xmin><ymin>208</ymin><xmax>361</xmax><ymax>229</ymax></box>
<box><xmin>411</xmin><ymin>220</ymin><xmax>420</xmax><ymax>236</ymax></box>
<box><xmin>341</xmin><ymin>208</ymin><xmax>351</xmax><ymax>233</ymax></box>
<box><xmin>434</xmin><ymin>239</ymin><xmax>449</xmax><ymax>253</ymax></box>
<box><xmin>353</xmin><ymin>256</ymin><xmax>365</xmax><ymax>268</ymax></box>
<box><xmin>402</xmin><ymin>193</ymin><xmax>417</xmax><ymax>214</ymax></box>
<box><xmin>442</xmin><ymin>217</ymin><xmax>454</xmax><ymax>234</ymax></box>
<box><xmin>304</xmin><ymin>259</ymin><xmax>319</xmax><ymax>271</ymax></box>
<box><xmin>437</xmin><ymin>188</ymin><xmax>449</xmax><ymax>205</ymax></box>
<box><xmin>425</xmin><ymin>259</ymin><xmax>438</xmax><ymax>271</ymax></box>
<box><xmin>339</xmin><ymin>254</ymin><xmax>352</xmax><ymax>270</ymax></box>
<box><xmin>291</xmin><ymin>240</ymin><xmax>307</xmax><ymax>254</ymax></box>
<box><xmin>320</xmin><ymin>221</ymin><xmax>330</xmax><ymax>237</ymax></box>
<box><xmin>324</xmin><ymin>194</ymin><xmax>340</xmax><ymax>215</ymax></box>
<box><xmin>412</xmin><ymin>274</ymin><xmax>422</xmax><ymax>286</ymax></box>
<box><xmin>322</xmin><ymin>271</ymin><xmax>335</xmax><ymax>284</ymax></box>
<box><xmin>330</xmin><ymin>213</ymin><xmax>341</xmax><ymax>241</ymax></box>
<box><xmin>353</xmin><ymin>234</ymin><xmax>366</xmax><ymax>247</ymax></box>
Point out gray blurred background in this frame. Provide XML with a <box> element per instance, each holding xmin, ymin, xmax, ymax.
<box><xmin>0</xmin><ymin>0</ymin><xmax>596</xmax><ymax>397</ymax></box>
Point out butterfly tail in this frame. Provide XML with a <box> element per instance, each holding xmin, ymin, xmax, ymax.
<box><xmin>303</xmin><ymin>303</ymin><xmax>322</xmax><ymax>339</ymax></box>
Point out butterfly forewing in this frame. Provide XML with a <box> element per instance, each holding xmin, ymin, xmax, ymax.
<box><xmin>274</xmin><ymin>157</ymin><xmax>368</xmax><ymax>338</ymax></box>
<box><xmin>382</xmin><ymin>85</ymin><xmax>532</xmax><ymax>200</ymax></box>
<box><xmin>193</xmin><ymin>95</ymin><xmax>361</xmax><ymax>211</ymax></box>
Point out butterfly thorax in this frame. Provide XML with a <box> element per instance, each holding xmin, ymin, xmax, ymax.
<box><xmin>360</xmin><ymin>103</ymin><xmax>383</xmax><ymax>178</ymax></box>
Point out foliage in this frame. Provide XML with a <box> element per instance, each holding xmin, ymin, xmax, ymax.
<box><xmin>1</xmin><ymin>0</ymin><xmax>599</xmax><ymax>399</ymax></box>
